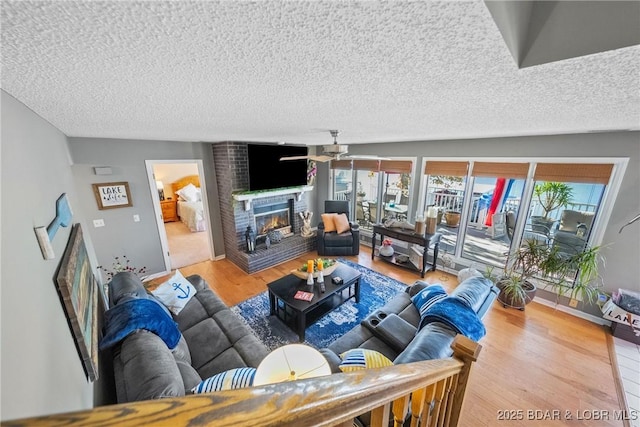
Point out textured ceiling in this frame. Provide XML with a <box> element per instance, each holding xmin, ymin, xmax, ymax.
<box><xmin>1</xmin><ymin>0</ymin><xmax>639</xmax><ymax>146</ymax></box>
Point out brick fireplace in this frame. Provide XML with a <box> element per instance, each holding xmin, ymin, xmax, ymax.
<box><xmin>212</xmin><ymin>142</ymin><xmax>316</xmax><ymax>273</ymax></box>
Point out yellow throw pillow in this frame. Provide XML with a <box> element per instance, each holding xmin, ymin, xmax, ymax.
<box><xmin>334</xmin><ymin>213</ymin><xmax>351</xmax><ymax>234</ymax></box>
<box><xmin>322</xmin><ymin>213</ymin><xmax>337</xmax><ymax>232</ymax></box>
<box><xmin>338</xmin><ymin>349</ymin><xmax>393</xmax><ymax>372</ymax></box>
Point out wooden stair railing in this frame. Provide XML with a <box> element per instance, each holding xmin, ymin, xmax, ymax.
<box><xmin>4</xmin><ymin>335</ymin><xmax>481</xmax><ymax>427</ymax></box>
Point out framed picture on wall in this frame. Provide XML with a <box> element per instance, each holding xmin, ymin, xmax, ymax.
<box><xmin>55</xmin><ymin>223</ymin><xmax>100</xmax><ymax>382</ymax></box>
<box><xmin>92</xmin><ymin>181</ymin><xmax>132</xmax><ymax>210</ymax></box>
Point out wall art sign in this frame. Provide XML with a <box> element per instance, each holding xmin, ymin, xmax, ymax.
<box><xmin>56</xmin><ymin>223</ymin><xmax>100</xmax><ymax>381</ymax></box>
<box><xmin>92</xmin><ymin>181</ymin><xmax>132</xmax><ymax>210</ymax></box>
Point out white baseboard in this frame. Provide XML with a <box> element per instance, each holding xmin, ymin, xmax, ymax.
<box><xmin>533</xmin><ymin>297</ymin><xmax>610</xmax><ymax>326</ymax></box>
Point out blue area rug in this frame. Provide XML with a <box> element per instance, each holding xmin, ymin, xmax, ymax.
<box><xmin>230</xmin><ymin>259</ymin><xmax>408</xmax><ymax>351</ymax></box>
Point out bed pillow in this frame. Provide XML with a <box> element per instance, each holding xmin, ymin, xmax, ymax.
<box><xmin>151</xmin><ymin>269</ymin><xmax>197</xmax><ymax>315</ymax></box>
<box><xmin>321</xmin><ymin>213</ymin><xmax>337</xmax><ymax>232</ymax></box>
<box><xmin>334</xmin><ymin>213</ymin><xmax>351</xmax><ymax>234</ymax></box>
<box><xmin>338</xmin><ymin>349</ymin><xmax>393</xmax><ymax>372</ymax></box>
<box><xmin>191</xmin><ymin>367</ymin><xmax>256</xmax><ymax>393</ymax></box>
<box><xmin>176</xmin><ymin>183</ymin><xmax>199</xmax><ymax>203</ymax></box>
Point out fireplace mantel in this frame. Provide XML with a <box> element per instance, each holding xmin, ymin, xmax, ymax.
<box><xmin>233</xmin><ymin>185</ymin><xmax>313</xmax><ymax>211</ymax></box>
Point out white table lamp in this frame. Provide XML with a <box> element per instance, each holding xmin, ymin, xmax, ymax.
<box><xmin>253</xmin><ymin>344</ymin><xmax>331</xmax><ymax>386</ymax></box>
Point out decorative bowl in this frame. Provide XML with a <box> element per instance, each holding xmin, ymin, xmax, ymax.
<box><xmin>291</xmin><ymin>259</ymin><xmax>338</xmax><ymax>279</ymax></box>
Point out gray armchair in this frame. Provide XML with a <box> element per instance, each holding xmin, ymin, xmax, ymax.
<box><xmin>317</xmin><ymin>200</ymin><xmax>360</xmax><ymax>256</ymax></box>
<box><xmin>552</xmin><ymin>210</ymin><xmax>594</xmax><ymax>256</ymax></box>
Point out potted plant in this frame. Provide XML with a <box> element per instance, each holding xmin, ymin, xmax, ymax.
<box><xmin>532</xmin><ymin>182</ymin><xmax>573</xmax><ymax>234</ymax></box>
<box><xmin>444</xmin><ymin>210</ymin><xmax>461</xmax><ymax>227</ymax></box>
<box><xmin>494</xmin><ymin>239</ymin><xmax>544</xmax><ymax>310</ymax></box>
<box><xmin>490</xmin><ymin>238</ymin><xmax>605</xmax><ymax>310</ymax></box>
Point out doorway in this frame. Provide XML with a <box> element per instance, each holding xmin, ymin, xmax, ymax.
<box><xmin>146</xmin><ymin>160</ymin><xmax>214</xmax><ymax>271</ymax></box>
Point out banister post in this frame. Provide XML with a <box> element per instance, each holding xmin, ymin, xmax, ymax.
<box><xmin>447</xmin><ymin>334</ymin><xmax>482</xmax><ymax>427</ymax></box>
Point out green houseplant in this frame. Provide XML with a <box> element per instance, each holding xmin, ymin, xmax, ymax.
<box><xmin>531</xmin><ymin>182</ymin><xmax>573</xmax><ymax>234</ymax></box>
<box><xmin>493</xmin><ymin>238</ymin><xmax>604</xmax><ymax>310</ymax></box>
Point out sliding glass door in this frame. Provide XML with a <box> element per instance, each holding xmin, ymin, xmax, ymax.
<box><xmin>460</xmin><ymin>162</ymin><xmax>529</xmax><ymax>268</ymax></box>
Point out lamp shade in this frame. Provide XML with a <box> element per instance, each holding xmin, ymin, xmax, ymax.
<box><xmin>155</xmin><ymin>180</ymin><xmax>164</xmax><ymax>190</ymax></box>
<box><xmin>253</xmin><ymin>344</ymin><xmax>331</xmax><ymax>386</ymax></box>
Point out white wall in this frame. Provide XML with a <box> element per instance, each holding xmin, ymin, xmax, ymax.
<box><xmin>1</xmin><ymin>91</ymin><xmax>96</xmax><ymax>420</ymax></box>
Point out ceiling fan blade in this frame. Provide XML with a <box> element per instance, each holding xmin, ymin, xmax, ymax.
<box><xmin>280</xmin><ymin>156</ymin><xmax>311</xmax><ymax>161</ymax></box>
<box><xmin>280</xmin><ymin>155</ymin><xmax>334</xmax><ymax>162</ymax></box>
<box><xmin>345</xmin><ymin>155</ymin><xmax>391</xmax><ymax>160</ymax></box>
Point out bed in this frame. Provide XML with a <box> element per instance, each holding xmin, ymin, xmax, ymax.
<box><xmin>171</xmin><ymin>175</ymin><xmax>207</xmax><ymax>232</ymax></box>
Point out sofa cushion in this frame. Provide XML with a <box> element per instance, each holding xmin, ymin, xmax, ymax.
<box><xmin>323</xmin><ymin>231</ymin><xmax>354</xmax><ymax>247</ymax></box>
<box><xmin>109</xmin><ymin>271</ymin><xmax>152</xmax><ymax>306</ymax></box>
<box><xmin>558</xmin><ymin>210</ymin><xmax>594</xmax><ymax>233</ymax></box>
<box><xmin>171</xmin><ymin>334</ymin><xmax>191</xmax><ymax>365</ymax></box>
<box><xmin>151</xmin><ymin>269</ymin><xmax>197</xmax><ymax>315</ymax></box>
<box><xmin>176</xmin><ymin>359</ymin><xmax>202</xmax><ymax>391</ymax></box>
<box><xmin>393</xmin><ymin>322</ymin><xmax>458</xmax><ymax>364</ymax></box>
<box><xmin>339</xmin><ymin>349</ymin><xmax>393</xmax><ymax>372</ymax></box>
<box><xmin>192</xmin><ymin>367</ymin><xmax>256</xmax><ymax>393</ymax></box>
<box><xmin>117</xmin><ymin>330</ymin><xmax>185</xmax><ymax>401</ymax></box>
<box><xmin>450</xmin><ymin>276</ymin><xmax>496</xmax><ymax>314</ymax></box>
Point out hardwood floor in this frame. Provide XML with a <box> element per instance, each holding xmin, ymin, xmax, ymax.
<box><xmin>152</xmin><ymin>246</ymin><xmax>625</xmax><ymax>426</ymax></box>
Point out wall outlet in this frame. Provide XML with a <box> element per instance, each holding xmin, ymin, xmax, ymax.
<box><xmin>93</xmin><ymin>219</ymin><xmax>105</xmax><ymax>228</ymax></box>
<box><xmin>569</xmin><ymin>298</ymin><xmax>578</xmax><ymax>308</ymax></box>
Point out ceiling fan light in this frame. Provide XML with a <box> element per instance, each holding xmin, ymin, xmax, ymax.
<box><xmin>323</xmin><ymin>144</ymin><xmax>348</xmax><ymax>155</ymax></box>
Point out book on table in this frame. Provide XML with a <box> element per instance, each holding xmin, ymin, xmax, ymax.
<box><xmin>294</xmin><ymin>290</ymin><xmax>314</xmax><ymax>301</ymax></box>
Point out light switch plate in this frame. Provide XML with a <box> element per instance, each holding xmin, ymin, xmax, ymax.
<box><xmin>93</xmin><ymin>219</ymin><xmax>105</xmax><ymax>227</ymax></box>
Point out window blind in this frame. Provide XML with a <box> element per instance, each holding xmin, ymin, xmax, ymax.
<box><xmin>534</xmin><ymin>163</ymin><xmax>613</xmax><ymax>184</ymax></box>
<box><xmin>424</xmin><ymin>161</ymin><xmax>469</xmax><ymax>177</ymax></box>
<box><xmin>380</xmin><ymin>160</ymin><xmax>412</xmax><ymax>173</ymax></box>
<box><xmin>471</xmin><ymin>162</ymin><xmax>529</xmax><ymax>179</ymax></box>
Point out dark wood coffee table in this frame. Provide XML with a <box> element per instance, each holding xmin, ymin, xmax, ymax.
<box><xmin>267</xmin><ymin>263</ymin><xmax>361</xmax><ymax>342</ymax></box>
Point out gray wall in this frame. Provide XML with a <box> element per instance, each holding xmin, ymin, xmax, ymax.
<box><xmin>0</xmin><ymin>91</ymin><xmax>96</xmax><ymax>420</ymax></box>
<box><xmin>345</xmin><ymin>131</ymin><xmax>640</xmax><ymax>300</ymax></box>
<box><xmin>67</xmin><ymin>138</ymin><xmax>224</xmax><ymax>279</ymax></box>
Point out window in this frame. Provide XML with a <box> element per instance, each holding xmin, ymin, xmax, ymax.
<box><xmin>332</xmin><ymin>159</ymin><xmax>413</xmax><ymax>233</ymax></box>
<box><xmin>461</xmin><ymin>162</ymin><xmax>529</xmax><ymax>268</ymax></box>
<box><xmin>418</xmin><ymin>158</ymin><xmax>617</xmax><ymax>289</ymax></box>
<box><xmin>422</xmin><ymin>161</ymin><xmax>469</xmax><ymax>255</ymax></box>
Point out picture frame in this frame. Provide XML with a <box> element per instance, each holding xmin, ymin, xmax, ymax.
<box><xmin>92</xmin><ymin>181</ymin><xmax>132</xmax><ymax>210</ymax></box>
<box><xmin>56</xmin><ymin>223</ymin><xmax>99</xmax><ymax>382</ymax></box>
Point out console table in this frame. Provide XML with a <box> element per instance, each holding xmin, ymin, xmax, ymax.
<box><xmin>371</xmin><ymin>224</ymin><xmax>441</xmax><ymax>278</ymax></box>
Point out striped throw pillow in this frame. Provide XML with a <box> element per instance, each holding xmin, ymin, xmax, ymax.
<box><xmin>411</xmin><ymin>284</ymin><xmax>447</xmax><ymax>317</ymax></box>
<box><xmin>338</xmin><ymin>349</ymin><xmax>393</xmax><ymax>372</ymax></box>
<box><xmin>191</xmin><ymin>367</ymin><xmax>256</xmax><ymax>393</ymax></box>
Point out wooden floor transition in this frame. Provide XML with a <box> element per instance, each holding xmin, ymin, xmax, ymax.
<box><xmin>150</xmin><ymin>246</ymin><xmax>627</xmax><ymax>427</ymax></box>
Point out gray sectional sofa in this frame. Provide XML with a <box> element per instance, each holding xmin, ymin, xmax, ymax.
<box><xmin>105</xmin><ymin>272</ymin><xmax>269</xmax><ymax>403</ymax></box>
<box><xmin>103</xmin><ymin>271</ymin><xmax>497</xmax><ymax>404</ymax></box>
<box><xmin>320</xmin><ymin>276</ymin><xmax>499</xmax><ymax>371</ymax></box>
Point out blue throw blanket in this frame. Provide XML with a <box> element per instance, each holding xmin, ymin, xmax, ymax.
<box><xmin>418</xmin><ymin>296</ymin><xmax>486</xmax><ymax>341</ymax></box>
<box><xmin>100</xmin><ymin>298</ymin><xmax>181</xmax><ymax>351</ymax></box>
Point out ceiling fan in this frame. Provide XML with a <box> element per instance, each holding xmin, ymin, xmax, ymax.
<box><xmin>280</xmin><ymin>130</ymin><xmax>388</xmax><ymax>163</ymax></box>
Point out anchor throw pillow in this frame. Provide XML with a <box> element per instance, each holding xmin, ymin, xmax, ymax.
<box><xmin>151</xmin><ymin>269</ymin><xmax>197</xmax><ymax>315</ymax></box>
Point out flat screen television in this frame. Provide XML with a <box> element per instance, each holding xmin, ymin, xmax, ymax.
<box><xmin>247</xmin><ymin>144</ymin><xmax>308</xmax><ymax>191</ymax></box>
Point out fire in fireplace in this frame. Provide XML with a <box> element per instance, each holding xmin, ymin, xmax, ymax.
<box><xmin>254</xmin><ymin>201</ymin><xmax>293</xmax><ymax>237</ymax></box>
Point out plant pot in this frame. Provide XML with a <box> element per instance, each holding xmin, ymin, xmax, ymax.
<box><xmin>444</xmin><ymin>211</ymin><xmax>461</xmax><ymax>227</ymax></box>
<box><xmin>497</xmin><ymin>279</ymin><xmax>537</xmax><ymax>310</ymax></box>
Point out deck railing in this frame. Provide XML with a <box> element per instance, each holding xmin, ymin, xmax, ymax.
<box><xmin>5</xmin><ymin>335</ymin><xmax>481</xmax><ymax>427</ymax></box>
